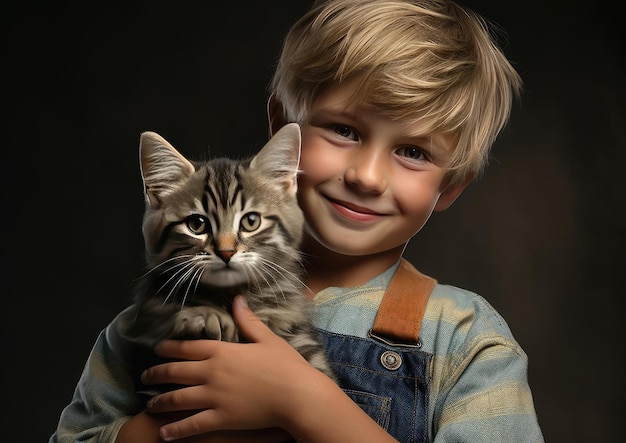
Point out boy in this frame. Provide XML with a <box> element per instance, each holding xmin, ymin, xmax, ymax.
<box><xmin>51</xmin><ymin>0</ymin><xmax>543</xmax><ymax>442</ymax></box>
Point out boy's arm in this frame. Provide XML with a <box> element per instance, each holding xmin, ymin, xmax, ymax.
<box><xmin>49</xmin><ymin>309</ymin><xmax>143</xmax><ymax>443</ymax></box>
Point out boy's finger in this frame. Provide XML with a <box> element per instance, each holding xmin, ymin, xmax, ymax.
<box><xmin>232</xmin><ymin>295</ymin><xmax>275</xmax><ymax>343</ymax></box>
<box><xmin>158</xmin><ymin>409</ymin><xmax>221</xmax><ymax>441</ymax></box>
<box><xmin>154</xmin><ymin>339</ymin><xmax>217</xmax><ymax>360</ymax></box>
<box><xmin>146</xmin><ymin>387</ymin><xmax>213</xmax><ymax>414</ymax></box>
<box><xmin>141</xmin><ymin>360</ymin><xmax>208</xmax><ymax>387</ymax></box>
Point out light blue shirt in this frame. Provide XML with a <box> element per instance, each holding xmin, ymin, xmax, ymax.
<box><xmin>50</xmin><ymin>261</ymin><xmax>543</xmax><ymax>442</ymax></box>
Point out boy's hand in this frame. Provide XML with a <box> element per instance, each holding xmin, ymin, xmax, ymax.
<box><xmin>141</xmin><ymin>295</ymin><xmax>313</xmax><ymax>441</ymax></box>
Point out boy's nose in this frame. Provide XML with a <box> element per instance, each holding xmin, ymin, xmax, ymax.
<box><xmin>344</xmin><ymin>149</ymin><xmax>388</xmax><ymax>194</ymax></box>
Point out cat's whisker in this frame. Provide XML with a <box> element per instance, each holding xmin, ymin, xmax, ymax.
<box><xmin>159</xmin><ymin>280</ymin><xmax>184</xmax><ymax>309</ymax></box>
<box><xmin>255</xmin><ymin>261</ymin><xmax>288</xmax><ymax>304</ymax></box>
<box><xmin>259</xmin><ymin>256</ymin><xmax>307</xmax><ymax>288</ymax></box>
<box><xmin>154</xmin><ymin>260</ymin><xmax>194</xmax><ymax>294</ymax></box>
<box><xmin>148</xmin><ymin>262</ymin><xmax>198</xmax><ymax>303</ymax></box>
<box><xmin>257</xmin><ymin>257</ymin><xmax>306</xmax><ymax>298</ymax></box>
<box><xmin>240</xmin><ymin>261</ymin><xmax>281</xmax><ymax>307</ymax></box>
<box><xmin>192</xmin><ymin>266</ymin><xmax>206</xmax><ymax>295</ymax></box>
<box><xmin>180</xmin><ymin>265</ymin><xmax>205</xmax><ymax>309</ymax></box>
<box><xmin>138</xmin><ymin>255</ymin><xmax>194</xmax><ymax>279</ymax></box>
<box><xmin>238</xmin><ymin>262</ymin><xmax>265</xmax><ymax>303</ymax></box>
<box><xmin>168</xmin><ymin>260</ymin><xmax>204</xmax><ymax>307</ymax></box>
<box><xmin>155</xmin><ymin>260</ymin><xmax>198</xmax><ymax>307</ymax></box>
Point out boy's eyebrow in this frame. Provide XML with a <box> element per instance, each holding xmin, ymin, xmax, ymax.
<box><xmin>307</xmin><ymin>106</ymin><xmax>358</xmax><ymax>121</ymax></box>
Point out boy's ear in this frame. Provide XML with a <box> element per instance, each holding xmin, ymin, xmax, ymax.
<box><xmin>267</xmin><ymin>93</ymin><xmax>287</xmax><ymax>136</ymax></box>
<box><xmin>433</xmin><ymin>176</ymin><xmax>474</xmax><ymax>212</ymax></box>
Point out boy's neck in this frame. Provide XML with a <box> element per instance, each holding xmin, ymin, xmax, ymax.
<box><xmin>301</xmin><ymin>237</ymin><xmax>406</xmax><ymax>297</ymax></box>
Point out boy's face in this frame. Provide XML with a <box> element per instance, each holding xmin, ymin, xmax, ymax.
<box><xmin>295</xmin><ymin>83</ymin><xmax>468</xmax><ymax>257</ymax></box>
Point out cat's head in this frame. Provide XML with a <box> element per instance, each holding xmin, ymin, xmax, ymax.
<box><xmin>138</xmin><ymin>123</ymin><xmax>303</xmax><ymax>291</ymax></box>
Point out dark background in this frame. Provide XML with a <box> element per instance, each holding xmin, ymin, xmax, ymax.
<box><xmin>2</xmin><ymin>2</ymin><xmax>624</xmax><ymax>442</ymax></box>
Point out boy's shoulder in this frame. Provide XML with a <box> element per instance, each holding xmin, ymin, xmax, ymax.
<box><xmin>421</xmin><ymin>282</ymin><xmax>524</xmax><ymax>356</ymax></box>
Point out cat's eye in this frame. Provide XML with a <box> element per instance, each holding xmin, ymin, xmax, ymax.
<box><xmin>240</xmin><ymin>212</ymin><xmax>261</xmax><ymax>232</ymax></box>
<box><xmin>186</xmin><ymin>215</ymin><xmax>209</xmax><ymax>234</ymax></box>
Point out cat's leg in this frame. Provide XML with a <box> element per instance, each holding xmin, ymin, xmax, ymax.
<box><xmin>172</xmin><ymin>305</ymin><xmax>238</xmax><ymax>341</ymax></box>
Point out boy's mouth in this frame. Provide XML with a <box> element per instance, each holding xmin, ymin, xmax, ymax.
<box><xmin>329</xmin><ymin>197</ymin><xmax>379</xmax><ymax>214</ymax></box>
<box><xmin>324</xmin><ymin>195</ymin><xmax>387</xmax><ymax>222</ymax></box>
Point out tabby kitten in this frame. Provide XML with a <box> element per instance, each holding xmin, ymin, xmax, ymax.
<box><xmin>125</xmin><ymin>123</ymin><xmax>334</xmax><ymax>383</ymax></box>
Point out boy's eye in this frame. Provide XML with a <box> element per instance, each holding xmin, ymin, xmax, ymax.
<box><xmin>333</xmin><ymin>125</ymin><xmax>357</xmax><ymax>140</ymax></box>
<box><xmin>240</xmin><ymin>212</ymin><xmax>262</xmax><ymax>232</ymax></box>
<box><xmin>396</xmin><ymin>146</ymin><xmax>426</xmax><ymax>161</ymax></box>
<box><xmin>186</xmin><ymin>215</ymin><xmax>209</xmax><ymax>234</ymax></box>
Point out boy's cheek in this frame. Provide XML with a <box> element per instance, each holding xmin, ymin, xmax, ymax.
<box><xmin>298</xmin><ymin>146</ymin><xmax>337</xmax><ymax>178</ymax></box>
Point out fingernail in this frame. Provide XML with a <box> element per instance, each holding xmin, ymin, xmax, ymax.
<box><xmin>160</xmin><ymin>428</ymin><xmax>173</xmax><ymax>441</ymax></box>
<box><xmin>237</xmin><ymin>295</ymin><xmax>249</xmax><ymax>308</ymax></box>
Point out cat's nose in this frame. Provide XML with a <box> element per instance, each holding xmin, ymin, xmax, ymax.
<box><xmin>215</xmin><ymin>234</ymin><xmax>237</xmax><ymax>263</ymax></box>
<box><xmin>217</xmin><ymin>249</ymin><xmax>235</xmax><ymax>263</ymax></box>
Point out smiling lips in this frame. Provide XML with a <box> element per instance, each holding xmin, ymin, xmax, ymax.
<box><xmin>325</xmin><ymin>196</ymin><xmax>385</xmax><ymax>222</ymax></box>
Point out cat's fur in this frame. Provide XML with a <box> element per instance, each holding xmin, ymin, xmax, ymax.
<box><xmin>123</xmin><ymin>123</ymin><xmax>334</xmax><ymax>392</ymax></box>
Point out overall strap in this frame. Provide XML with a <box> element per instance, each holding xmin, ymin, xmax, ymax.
<box><xmin>370</xmin><ymin>259</ymin><xmax>437</xmax><ymax>346</ymax></box>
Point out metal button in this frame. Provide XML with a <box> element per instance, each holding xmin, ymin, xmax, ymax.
<box><xmin>380</xmin><ymin>350</ymin><xmax>402</xmax><ymax>370</ymax></box>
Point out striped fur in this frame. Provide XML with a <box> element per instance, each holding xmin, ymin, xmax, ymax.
<box><xmin>124</xmin><ymin>123</ymin><xmax>335</xmax><ymax>384</ymax></box>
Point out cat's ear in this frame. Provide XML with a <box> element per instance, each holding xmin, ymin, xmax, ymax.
<box><xmin>250</xmin><ymin>123</ymin><xmax>301</xmax><ymax>194</ymax></box>
<box><xmin>139</xmin><ymin>131</ymin><xmax>195</xmax><ymax>209</ymax></box>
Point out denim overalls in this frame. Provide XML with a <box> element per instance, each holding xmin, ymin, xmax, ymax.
<box><xmin>317</xmin><ymin>259</ymin><xmax>436</xmax><ymax>443</ymax></box>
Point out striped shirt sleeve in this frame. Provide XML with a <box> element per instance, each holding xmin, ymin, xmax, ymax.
<box><xmin>424</xmin><ymin>285</ymin><xmax>544</xmax><ymax>442</ymax></box>
<box><xmin>49</xmin><ymin>308</ymin><xmax>142</xmax><ymax>443</ymax></box>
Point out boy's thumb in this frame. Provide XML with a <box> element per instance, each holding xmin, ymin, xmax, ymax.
<box><xmin>232</xmin><ymin>294</ymin><xmax>272</xmax><ymax>343</ymax></box>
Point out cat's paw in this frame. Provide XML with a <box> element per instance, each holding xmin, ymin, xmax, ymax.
<box><xmin>172</xmin><ymin>305</ymin><xmax>238</xmax><ymax>341</ymax></box>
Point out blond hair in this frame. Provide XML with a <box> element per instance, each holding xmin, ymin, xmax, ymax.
<box><xmin>271</xmin><ymin>0</ymin><xmax>522</xmax><ymax>185</ymax></box>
